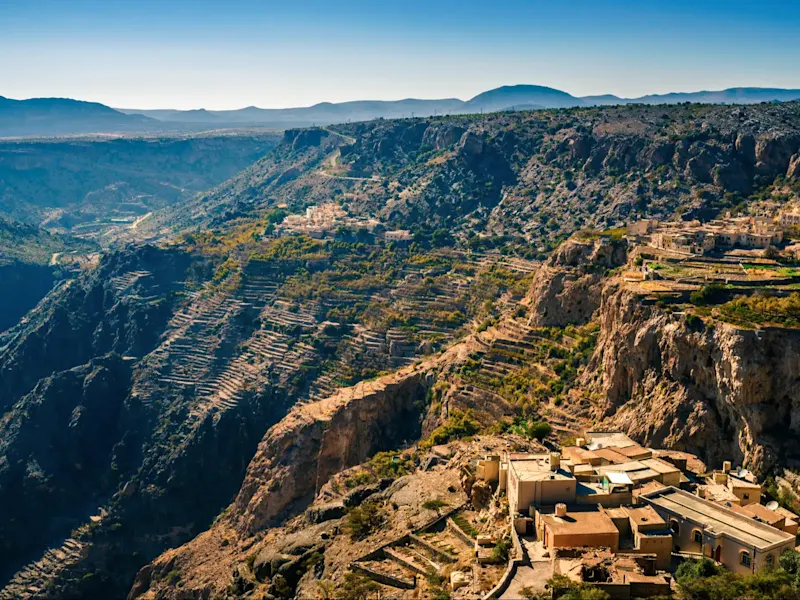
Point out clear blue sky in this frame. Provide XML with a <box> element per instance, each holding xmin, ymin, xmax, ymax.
<box><xmin>1</xmin><ymin>0</ymin><xmax>798</xmax><ymax>109</ymax></box>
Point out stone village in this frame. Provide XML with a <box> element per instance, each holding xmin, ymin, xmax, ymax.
<box><xmin>348</xmin><ymin>431</ymin><xmax>799</xmax><ymax>599</ymax></box>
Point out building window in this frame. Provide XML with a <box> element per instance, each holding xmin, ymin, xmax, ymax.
<box><xmin>766</xmin><ymin>555</ymin><xmax>774</xmax><ymax>569</ymax></box>
<box><xmin>743</xmin><ymin>493</ymin><xmax>750</xmax><ymax>500</ymax></box>
<box><xmin>693</xmin><ymin>530</ymin><xmax>702</xmax><ymax>544</ymax></box>
<box><xmin>740</xmin><ymin>551</ymin><xmax>751</xmax><ymax>567</ymax></box>
<box><xmin>670</xmin><ymin>519</ymin><xmax>680</xmax><ymax>535</ymax></box>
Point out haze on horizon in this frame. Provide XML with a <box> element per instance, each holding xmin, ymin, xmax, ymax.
<box><xmin>1</xmin><ymin>0</ymin><xmax>799</xmax><ymax>111</ymax></box>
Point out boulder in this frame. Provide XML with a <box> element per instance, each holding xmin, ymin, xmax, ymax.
<box><xmin>458</xmin><ymin>131</ymin><xmax>485</xmax><ymax>160</ymax></box>
<box><xmin>471</xmin><ymin>480</ymin><xmax>493</xmax><ymax>510</ymax></box>
<box><xmin>305</xmin><ymin>501</ymin><xmax>346</xmax><ymax>524</ymax></box>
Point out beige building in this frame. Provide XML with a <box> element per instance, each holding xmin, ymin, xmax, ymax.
<box><xmin>627</xmin><ymin>220</ymin><xmax>659</xmax><ymax>236</ymax></box>
<box><xmin>606</xmin><ymin>506</ymin><xmax>674</xmax><ymax>569</ymax></box>
<box><xmin>539</xmin><ymin>505</ymin><xmax>620</xmax><ymax>553</ymax></box>
<box><xmin>704</xmin><ymin>469</ymin><xmax>761</xmax><ymax>506</ymax></box>
<box><xmin>642</xmin><ymin>487</ymin><xmax>795</xmax><ymax>574</ymax></box>
<box><xmin>507</xmin><ymin>454</ymin><xmax>576</xmax><ymax>515</ymax></box>
<box><xmin>595</xmin><ymin>458</ymin><xmax>681</xmax><ymax>489</ymax></box>
<box><xmin>780</xmin><ymin>210</ymin><xmax>800</xmax><ymax>228</ymax></box>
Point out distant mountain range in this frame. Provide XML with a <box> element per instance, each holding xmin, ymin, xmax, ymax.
<box><xmin>0</xmin><ymin>96</ymin><xmax>157</xmax><ymax>137</ymax></box>
<box><xmin>3</xmin><ymin>85</ymin><xmax>800</xmax><ymax>138</ymax></box>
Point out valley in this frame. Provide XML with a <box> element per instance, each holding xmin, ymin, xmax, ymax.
<box><xmin>1</xmin><ymin>99</ymin><xmax>800</xmax><ymax>599</ymax></box>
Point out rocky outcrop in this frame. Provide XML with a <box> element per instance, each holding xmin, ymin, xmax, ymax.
<box><xmin>127</xmin><ymin>365</ymin><xmax>434</xmax><ymax>599</ymax></box>
<box><xmin>235</xmin><ymin>367</ymin><xmax>431</xmax><ymax>534</ymax></box>
<box><xmin>788</xmin><ymin>153</ymin><xmax>800</xmax><ymax>180</ymax></box>
<box><xmin>527</xmin><ymin>236</ymin><xmax>627</xmax><ymax>327</ymax></box>
<box><xmin>422</xmin><ymin>123</ymin><xmax>466</xmax><ymax>150</ymax></box>
<box><xmin>583</xmin><ymin>284</ymin><xmax>800</xmax><ymax>476</ymax></box>
<box><xmin>283</xmin><ymin>128</ymin><xmax>329</xmax><ymax>150</ymax></box>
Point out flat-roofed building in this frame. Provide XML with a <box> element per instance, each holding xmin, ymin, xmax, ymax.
<box><xmin>563</xmin><ymin>446</ymin><xmax>603</xmax><ymax>467</ymax></box>
<box><xmin>640</xmin><ymin>459</ymin><xmax>682</xmax><ymax>487</ymax></box>
<box><xmin>595</xmin><ymin>459</ymin><xmax>681</xmax><ymax>488</ymax></box>
<box><xmin>615</xmin><ymin>506</ymin><xmax>674</xmax><ymax>569</ymax></box>
<box><xmin>593</xmin><ymin>447</ymin><xmax>633</xmax><ymax>465</ymax></box>
<box><xmin>539</xmin><ymin>507</ymin><xmax>620</xmax><ymax>553</ymax></box>
<box><xmin>586</xmin><ymin>432</ymin><xmax>638</xmax><ymax>449</ymax></box>
<box><xmin>773</xmin><ymin>507</ymin><xmax>800</xmax><ymax>536</ymax></box>
<box><xmin>576</xmin><ymin>480</ymin><xmax>632</xmax><ymax>508</ymax></box>
<box><xmin>616</xmin><ymin>445</ymin><xmax>653</xmax><ymax>461</ymax></box>
<box><xmin>642</xmin><ymin>487</ymin><xmax>795</xmax><ymax>574</ymax></box>
<box><xmin>508</xmin><ymin>454</ymin><xmax>577</xmax><ymax>515</ymax></box>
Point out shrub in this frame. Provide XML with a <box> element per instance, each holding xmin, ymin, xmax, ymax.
<box><xmin>527</xmin><ymin>421</ymin><xmax>552</xmax><ymax>441</ymax></box>
<box><xmin>336</xmin><ymin>572</ymin><xmax>379</xmax><ymax>600</ymax></box>
<box><xmin>689</xmin><ymin>284</ymin><xmax>726</xmax><ymax>306</ymax></box>
<box><xmin>490</xmin><ymin>537</ymin><xmax>512</xmax><ymax>564</ymax></box>
<box><xmin>421</xmin><ymin>410</ymin><xmax>480</xmax><ymax>449</ymax></box>
<box><xmin>423</xmin><ymin>499</ymin><xmax>448</xmax><ymax>511</ymax></box>
<box><xmin>345</xmin><ymin>502</ymin><xmax>385</xmax><ymax>540</ymax></box>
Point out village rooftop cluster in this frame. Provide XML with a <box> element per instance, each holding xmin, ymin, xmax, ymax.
<box><xmin>272</xmin><ymin>202</ymin><xmax>413</xmax><ymax>244</ymax></box>
<box><xmin>470</xmin><ymin>431</ymin><xmax>798</xmax><ymax>598</ymax></box>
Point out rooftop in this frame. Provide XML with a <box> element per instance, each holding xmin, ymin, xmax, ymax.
<box><xmin>727</xmin><ymin>503</ymin><xmax>785</xmax><ymax>527</ymax></box>
<box><xmin>542</xmin><ymin>510</ymin><xmax>619</xmax><ymax>537</ymax></box>
<box><xmin>593</xmin><ymin>448</ymin><xmax>633</xmax><ymax>465</ymax></box>
<box><xmin>510</xmin><ymin>455</ymin><xmax>574</xmax><ymax>482</ymax></box>
<box><xmin>623</xmin><ymin>506</ymin><xmax>667</xmax><ymax>530</ymax></box>
<box><xmin>586</xmin><ymin>432</ymin><xmax>638</xmax><ymax>449</ymax></box>
<box><xmin>643</xmin><ymin>487</ymin><xmax>795</xmax><ymax>550</ymax></box>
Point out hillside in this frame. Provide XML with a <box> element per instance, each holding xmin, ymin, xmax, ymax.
<box><xmin>0</xmin><ymin>132</ymin><xmax>279</xmax><ymax>237</ymax></box>
<box><xmin>0</xmin><ymin>97</ymin><xmax>160</xmax><ymax>138</ymax></box>
<box><xmin>1</xmin><ymin>101</ymin><xmax>800</xmax><ymax>599</ymax></box>
<box><xmin>139</xmin><ymin>102</ymin><xmax>800</xmax><ymax>255</ymax></box>
<box><xmin>0</xmin><ymin>217</ymin><xmax>97</xmax><ymax>333</ymax></box>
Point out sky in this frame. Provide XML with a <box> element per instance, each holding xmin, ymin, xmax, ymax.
<box><xmin>1</xmin><ymin>0</ymin><xmax>799</xmax><ymax>110</ymax></box>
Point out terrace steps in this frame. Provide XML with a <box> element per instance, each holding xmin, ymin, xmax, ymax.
<box><xmin>107</xmin><ymin>270</ymin><xmax>153</xmax><ymax>294</ymax></box>
<box><xmin>0</xmin><ymin>538</ymin><xmax>87</xmax><ymax>600</ymax></box>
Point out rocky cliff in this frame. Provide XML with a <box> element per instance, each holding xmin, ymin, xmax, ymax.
<box><xmin>526</xmin><ymin>236</ymin><xmax>627</xmax><ymax>327</ymax></box>
<box><xmin>127</xmin><ymin>365</ymin><xmax>434</xmax><ymax>599</ymax></box>
<box><xmin>582</xmin><ymin>284</ymin><xmax>800</xmax><ymax>476</ymax></box>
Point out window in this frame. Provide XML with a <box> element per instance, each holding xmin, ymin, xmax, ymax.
<box><xmin>766</xmin><ymin>555</ymin><xmax>774</xmax><ymax>569</ymax></box>
<box><xmin>743</xmin><ymin>493</ymin><xmax>750</xmax><ymax>500</ymax></box>
<box><xmin>740</xmin><ymin>551</ymin><xmax>751</xmax><ymax>567</ymax></box>
<box><xmin>693</xmin><ymin>530</ymin><xmax>702</xmax><ymax>544</ymax></box>
<box><xmin>670</xmin><ymin>519</ymin><xmax>680</xmax><ymax>535</ymax></box>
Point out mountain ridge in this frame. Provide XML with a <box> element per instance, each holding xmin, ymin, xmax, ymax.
<box><xmin>5</xmin><ymin>85</ymin><xmax>800</xmax><ymax>138</ymax></box>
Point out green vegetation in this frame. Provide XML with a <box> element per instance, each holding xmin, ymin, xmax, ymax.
<box><xmin>689</xmin><ymin>283</ymin><xmax>728</xmax><ymax>306</ymax></box>
<box><xmin>547</xmin><ymin>574</ymin><xmax>610</xmax><ymax>600</ymax></box>
<box><xmin>422</xmin><ymin>499</ymin><xmax>448</xmax><ymax>511</ymax></box>
<box><xmin>675</xmin><ymin>554</ymin><xmax>800</xmax><ymax>600</ymax></box>
<box><xmin>451</xmin><ymin>512</ymin><xmax>479</xmax><ymax>538</ymax></box>
<box><xmin>421</xmin><ymin>410</ymin><xmax>480</xmax><ymax>449</ymax></box>
<box><xmin>764</xmin><ymin>477</ymin><xmax>798</xmax><ymax>512</ymax></box>
<box><xmin>716</xmin><ymin>293</ymin><xmax>800</xmax><ymax>328</ymax></box>
<box><xmin>345</xmin><ymin>502</ymin><xmax>386</xmax><ymax>540</ymax></box>
<box><xmin>505</xmin><ymin>416</ymin><xmax>552</xmax><ymax>440</ymax></box>
<box><xmin>490</xmin><ymin>536</ymin><xmax>512</xmax><ymax>564</ymax></box>
<box><xmin>336</xmin><ymin>572</ymin><xmax>380</xmax><ymax>600</ymax></box>
<box><xmin>343</xmin><ymin>451</ymin><xmax>416</xmax><ymax>488</ymax></box>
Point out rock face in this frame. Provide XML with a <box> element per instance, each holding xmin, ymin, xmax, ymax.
<box><xmin>127</xmin><ymin>366</ymin><xmax>433</xmax><ymax>599</ymax></box>
<box><xmin>788</xmin><ymin>153</ymin><xmax>800</xmax><ymax>180</ymax></box>
<box><xmin>583</xmin><ymin>285</ymin><xmax>800</xmax><ymax>476</ymax></box>
<box><xmin>527</xmin><ymin>236</ymin><xmax>627</xmax><ymax>327</ymax></box>
<box><xmin>234</xmin><ymin>368</ymin><xmax>431</xmax><ymax>534</ymax></box>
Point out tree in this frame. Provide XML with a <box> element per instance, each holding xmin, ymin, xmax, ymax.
<box><xmin>345</xmin><ymin>502</ymin><xmax>385</xmax><ymax>540</ymax></box>
<box><xmin>527</xmin><ymin>421</ymin><xmax>552</xmax><ymax>441</ymax></box>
